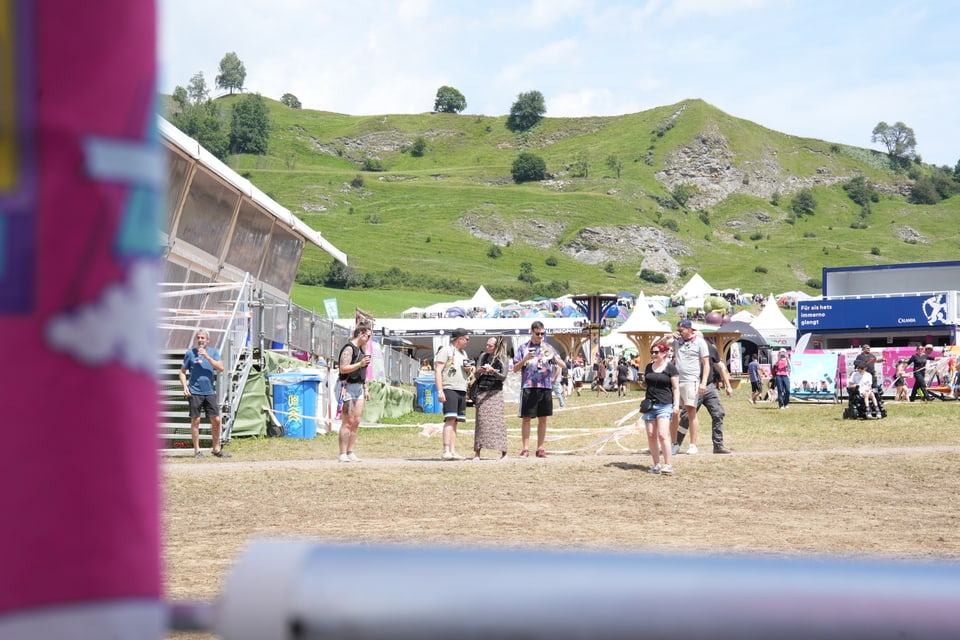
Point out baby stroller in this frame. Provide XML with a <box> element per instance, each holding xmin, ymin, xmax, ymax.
<box><xmin>842</xmin><ymin>384</ymin><xmax>887</xmax><ymax>420</ymax></box>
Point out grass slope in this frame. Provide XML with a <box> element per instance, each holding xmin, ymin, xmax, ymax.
<box><xmin>194</xmin><ymin>96</ymin><xmax>960</xmax><ymax>315</ymax></box>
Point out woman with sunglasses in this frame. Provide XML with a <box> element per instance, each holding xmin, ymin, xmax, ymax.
<box><xmin>640</xmin><ymin>343</ymin><xmax>680</xmax><ymax>475</ymax></box>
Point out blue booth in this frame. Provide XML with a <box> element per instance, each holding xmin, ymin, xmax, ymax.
<box><xmin>414</xmin><ymin>376</ymin><xmax>441</xmax><ymax>414</ymax></box>
<box><xmin>268</xmin><ymin>372</ymin><xmax>324</xmax><ymax>438</ymax></box>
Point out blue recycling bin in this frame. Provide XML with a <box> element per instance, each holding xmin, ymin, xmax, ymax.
<box><xmin>268</xmin><ymin>372</ymin><xmax>324</xmax><ymax>438</ymax></box>
<box><xmin>415</xmin><ymin>376</ymin><xmax>441</xmax><ymax>414</ymax></box>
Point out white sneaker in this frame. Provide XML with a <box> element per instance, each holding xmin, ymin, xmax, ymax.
<box><xmin>660</xmin><ymin>464</ymin><xmax>674</xmax><ymax>475</ymax></box>
<box><xmin>648</xmin><ymin>464</ymin><xmax>661</xmax><ymax>474</ymax></box>
<box><xmin>449</xmin><ymin>451</ymin><xmax>465</xmax><ymax>460</ymax></box>
<box><xmin>687</xmin><ymin>444</ymin><xmax>698</xmax><ymax>455</ymax></box>
<box><xmin>338</xmin><ymin>453</ymin><xmax>350</xmax><ymax>463</ymax></box>
<box><xmin>347</xmin><ymin>452</ymin><xmax>361</xmax><ymax>462</ymax></box>
<box><xmin>671</xmin><ymin>443</ymin><xmax>680</xmax><ymax>455</ymax></box>
<box><xmin>442</xmin><ymin>451</ymin><xmax>455</xmax><ymax>461</ymax></box>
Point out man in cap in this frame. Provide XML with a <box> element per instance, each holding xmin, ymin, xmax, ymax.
<box><xmin>667</xmin><ymin>318</ymin><xmax>710</xmax><ymax>455</ymax></box>
<box><xmin>676</xmin><ymin>338</ymin><xmax>733</xmax><ymax>454</ymax></box>
<box><xmin>435</xmin><ymin>328</ymin><xmax>474</xmax><ymax>459</ymax></box>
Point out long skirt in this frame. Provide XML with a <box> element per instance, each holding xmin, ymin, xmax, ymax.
<box><xmin>474</xmin><ymin>388</ymin><xmax>508</xmax><ymax>453</ymax></box>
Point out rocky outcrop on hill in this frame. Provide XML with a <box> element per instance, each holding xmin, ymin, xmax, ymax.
<box><xmin>460</xmin><ymin>214</ymin><xmax>689</xmax><ymax>279</ymax></box>
<box><xmin>654</xmin><ymin>124</ymin><xmax>851</xmax><ymax>209</ymax></box>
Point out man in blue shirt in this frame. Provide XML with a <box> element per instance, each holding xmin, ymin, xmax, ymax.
<box><xmin>179</xmin><ymin>329</ymin><xmax>229</xmax><ymax>458</ymax></box>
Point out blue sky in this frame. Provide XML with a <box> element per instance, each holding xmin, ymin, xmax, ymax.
<box><xmin>159</xmin><ymin>0</ymin><xmax>959</xmax><ymax>166</ymax></box>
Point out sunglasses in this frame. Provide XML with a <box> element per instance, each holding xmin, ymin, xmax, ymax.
<box><xmin>533</xmin><ymin>331</ymin><xmax>546</xmax><ymax>336</ymax></box>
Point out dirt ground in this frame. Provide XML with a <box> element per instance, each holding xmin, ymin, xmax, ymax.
<box><xmin>162</xmin><ymin>395</ymin><xmax>960</xmax><ymax>638</ymax></box>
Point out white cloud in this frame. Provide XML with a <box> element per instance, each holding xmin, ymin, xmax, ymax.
<box><xmin>158</xmin><ymin>0</ymin><xmax>960</xmax><ymax>165</ymax></box>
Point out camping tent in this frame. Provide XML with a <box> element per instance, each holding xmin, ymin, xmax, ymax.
<box><xmin>752</xmin><ymin>294</ymin><xmax>797</xmax><ymax>348</ymax></box>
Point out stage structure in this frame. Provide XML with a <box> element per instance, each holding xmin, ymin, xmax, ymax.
<box><xmin>570</xmin><ymin>294</ymin><xmax>620</xmax><ymax>364</ymax></box>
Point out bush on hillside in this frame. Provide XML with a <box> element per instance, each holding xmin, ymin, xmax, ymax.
<box><xmin>639</xmin><ymin>269</ymin><xmax>667</xmax><ymax>284</ymax></box>
<box><xmin>790</xmin><ymin>188</ymin><xmax>817</xmax><ymax>217</ymax></box>
<box><xmin>511</xmin><ymin>152</ymin><xmax>547</xmax><ymax>183</ymax></box>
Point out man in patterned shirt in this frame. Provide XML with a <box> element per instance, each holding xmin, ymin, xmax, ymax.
<box><xmin>513</xmin><ymin>320</ymin><xmax>566</xmax><ymax>458</ymax></box>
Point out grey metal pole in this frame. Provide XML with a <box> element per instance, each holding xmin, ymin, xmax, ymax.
<box><xmin>215</xmin><ymin>540</ymin><xmax>960</xmax><ymax>640</ymax></box>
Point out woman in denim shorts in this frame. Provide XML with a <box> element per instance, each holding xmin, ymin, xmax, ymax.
<box><xmin>641</xmin><ymin>343</ymin><xmax>680</xmax><ymax>475</ymax></box>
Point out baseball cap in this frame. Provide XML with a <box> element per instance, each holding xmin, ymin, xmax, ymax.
<box><xmin>451</xmin><ymin>328</ymin><xmax>469</xmax><ymax>339</ymax></box>
<box><xmin>925</xmin><ymin>343</ymin><xmax>933</xmax><ymax>350</ymax></box>
<box><xmin>677</xmin><ymin>318</ymin><xmax>693</xmax><ymax>329</ymax></box>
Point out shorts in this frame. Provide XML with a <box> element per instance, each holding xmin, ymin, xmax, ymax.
<box><xmin>519</xmin><ymin>387</ymin><xmax>553</xmax><ymax>418</ymax></box>
<box><xmin>188</xmin><ymin>394</ymin><xmax>219</xmax><ymax>418</ymax></box>
<box><xmin>341</xmin><ymin>382</ymin><xmax>366</xmax><ymax>416</ymax></box>
<box><xmin>679</xmin><ymin>381</ymin><xmax>701</xmax><ymax>407</ymax></box>
<box><xmin>573</xmin><ymin>381</ymin><xmax>583</xmax><ymax>389</ymax></box>
<box><xmin>441</xmin><ymin>389</ymin><xmax>467</xmax><ymax>422</ymax></box>
<box><xmin>342</xmin><ymin>382</ymin><xmax>365</xmax><ymax>402</ymax></box>
<box><xmin>643</xmin><ymin>403</ymin><xmax>674</xmax><ymax>422</ymax></box>
<box><xmin>750</xmin><ymin>380</ymin><xmax>763</xmax><ymax>393</ymax></box>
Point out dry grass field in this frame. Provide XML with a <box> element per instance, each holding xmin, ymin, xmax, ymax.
<box><xmin>163</xmin><ymin>391</ymin><xmax>960</xmax><ymax>638</ymax></box>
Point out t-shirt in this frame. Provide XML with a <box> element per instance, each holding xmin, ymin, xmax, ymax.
<box><xmin>435</xmin><ymin>344</ymin><xmax>470</xmax><ymax>392</ymax></box>
<box><xmin>674</xmin><ymin>335</ymin><xmax>709</xmax><ymax>382</ymax></box>
<box><xmin>644</xmin><ymin>362</ymin><xmax>678</xmax><ymax>405</ymax></box>
<box><xmin>182</xmin><ymin>346</ymin><xmax>221</xmax><ymax>395</ymax></box>
<box><xmin>856</xmin><ymin>371</ymin><xmax>874</xmax><ymax>395</ymax></box>
<box><xmin>907</xmin><ymin>352</ymin><xmax>929</xmax><ymax>378</ymax></box>
<box><xmin>514</xmin><ymin>340</ymin><xmax>556</xmax><ymax>389</ymax></box>
<box><xmin>707</xmin><ymin>343</ymin><xmax>723</xmax><ymax>385</ymax></box>
<box><xmin>853</xmin><ymin>352</ymin><xmax>879</xmax><ymax>376</ymax></box>
<box><xmin>748</xmin><ymin>360</ymin><xmax>760</xmax><ymax>383</ymax></box>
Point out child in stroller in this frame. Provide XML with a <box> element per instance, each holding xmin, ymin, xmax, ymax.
<box><xmin>843</xmin><ymin>364</ymin><xmax>886</xmax><ymax>419</ymax></box>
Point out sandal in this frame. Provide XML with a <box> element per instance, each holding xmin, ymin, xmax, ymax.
<box><xmin>519</xmin><ymin>449</ymin><xmax>530</xmax><ymax>458</ymax></box>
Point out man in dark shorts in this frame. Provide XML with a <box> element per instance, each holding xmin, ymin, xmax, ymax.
<box><xmin>513</xmin><ymin>320</ymin><xmax>566</xmax><ymax>458</ymax></box>
<box><xmin>179</xmin><ymin>329</ymin><xmax>229</xmax><ymax>458</ymax></box>
<box><xmin>435</xmin><ymin>327</ymin><xmax>473</xmax><ymax>460</ymax></box>
<box><xmin>748</xmin><ymin>354</ymin><xmax>762</xmax><ymax>404</ymax></box>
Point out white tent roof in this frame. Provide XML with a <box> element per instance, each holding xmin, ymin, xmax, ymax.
<box><xmin>616</xmin><ymin>292</ymin><xmax>671</xmax><ymax>333</ymax></box>
<box><xmin>752</xmin><ymin>294</ymin><xmax>796</xmax><ymax>348</ymax></box>
<box><xmin>752</xmin><ymin>295</ymin><xmax>795</xmax><ymax>330</ymax></box>
<box><xmin>676</xmin><ymin>273</ymin><xmax>719</xmax><ymax>300</ymax></box>
<box><xmin>467</xmin><ymin>285</ymin><xmax>498</xmax><ymax>312</ymax></box>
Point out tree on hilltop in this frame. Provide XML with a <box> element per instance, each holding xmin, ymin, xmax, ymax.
<box><xmin>216</xmin><ymin>52</ymin><xmax>246</xmax><ymax>95</ymax></box>
<box><xmin>281</xmin><ymin>93</ymin><xmax>302</xmax><ymax>109</ymax></box>
<box><xmin>871</xmin><ymin>121</ymin><xmax>916</xmax><ymax>163</ymax></box>
<box><xmin>433</xmin><ymin>86</ymin><xmax>467</xmax><ymax>113</ymax></box>
<box><xmin>170</xmin><ymin>72</ymin><xmax>229</xmax><ymax>161</ymax></box>
<box><xmin>506</xmin><ymin>90</ymin><xmax>546</xmax><ymax>132</ymax></box>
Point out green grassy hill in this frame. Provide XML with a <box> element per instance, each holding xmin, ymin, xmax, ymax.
<box><xmin>195</xmin><ymin>96</ymin><xmax>960</xmax><ymax>311</ymax></box>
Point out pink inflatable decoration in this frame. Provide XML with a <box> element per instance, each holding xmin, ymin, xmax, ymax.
<box><xmin>0</xmin><ymin>1</ymin><xmax>163</xmax><ymax>637</ymax></box>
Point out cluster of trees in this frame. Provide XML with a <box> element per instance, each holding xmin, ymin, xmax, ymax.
<box><xmin>168</xmin><ymin>52</ymin><xmax>278</xmax><ymax>161</ymax></box>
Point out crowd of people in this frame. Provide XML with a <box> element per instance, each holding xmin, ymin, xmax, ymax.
<box><xmin>179</xmin><ymin>322</ymin><xmax>958</xmax><ymax>465</ymax></box>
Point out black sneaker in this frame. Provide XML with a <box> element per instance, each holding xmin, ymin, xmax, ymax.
<box><xmin>211</xmin><ymin>449</ymin><xmax>232</xmax><ymax>458</ymax></box>
<box><xmin>713</xmin><ymin>445</ymin><xmax>732</xmax><ymax>454</ymax></box>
